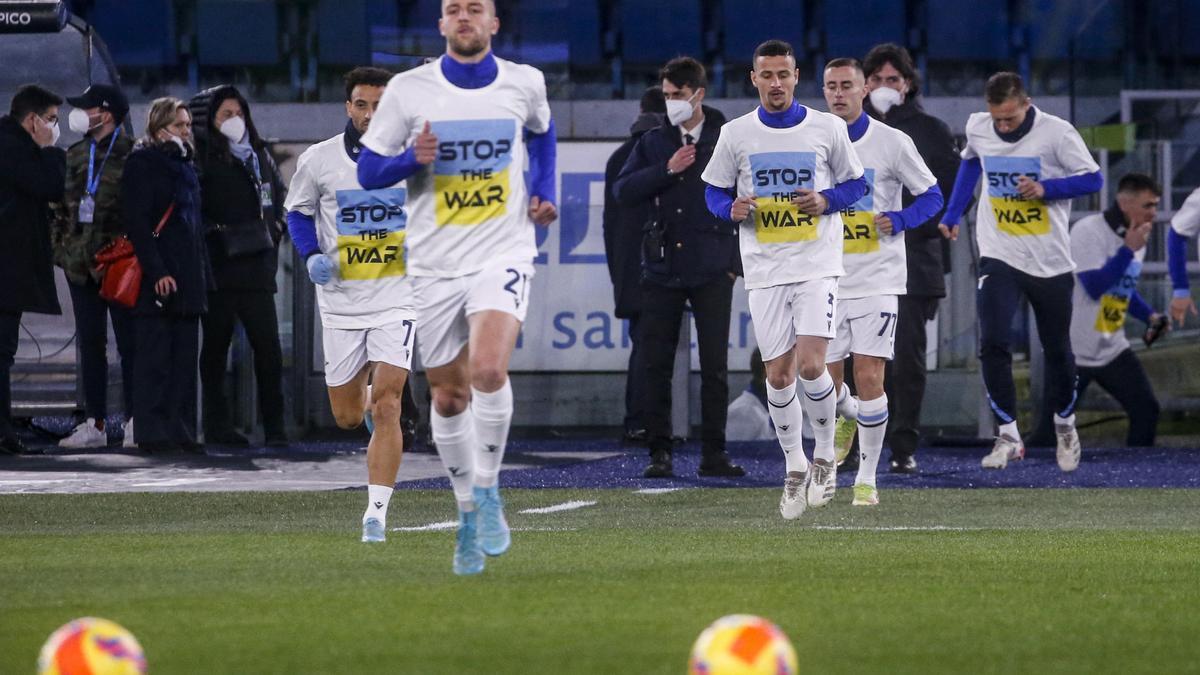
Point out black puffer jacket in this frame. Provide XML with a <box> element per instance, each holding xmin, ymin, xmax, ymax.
<box><xmin>613</xmin><ymin>106</ymin><xmax>739</xmax><ymax>289</ymax></box>
<box><xmin>603</xmin><ymin>112</ymin><xmax>661</xmax><ymax>318</ymax></box>
<box><xmin>0</xmin><ymin>114</ymin><xmax>65</xmax><ymax>314</ymax></box>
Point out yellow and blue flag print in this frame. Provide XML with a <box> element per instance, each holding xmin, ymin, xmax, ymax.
<box><xmin>335</xmin><ymin>187</ymin><xmax>407</xmax><ymax>281</ymax></box>
<box><xmin>749</xmin><ymin>151</ymin><xmax>818</xmax><ymax>244</ymax></box>
<box><xmin>431</xmin><ymin>119</ymin><xmax>516</xmax><ymax>227</ymax></box>
<box><xmin>985</xmin><ymin>156</ymin><xmax>1049</xmax><ymax>237</ymax></box>
<box><xmin>1095</xmin><ymin>259</ymin><xmax>1141</xmax><ymax>333</ymax></box>
<box><xmin>841</xmin><ymin>168</ymin><xmax>877</xmax><ymax>254</ymax></box>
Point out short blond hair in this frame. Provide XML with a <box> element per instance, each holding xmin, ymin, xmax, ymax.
<box><xmin>144</xmin><ymin>96</ymin><xmax>188</xmax><ymax>144</ymax></box>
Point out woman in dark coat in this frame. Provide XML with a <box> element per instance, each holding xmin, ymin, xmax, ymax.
<box><xmin>188</xmin><ymin>85</ymin><xmax>287</xmax><ymax>447</ymax></box>
<box><xmin>122</xmin><ymin>97</ymin><xmax>210</xmax><ymax>453</ymax></box>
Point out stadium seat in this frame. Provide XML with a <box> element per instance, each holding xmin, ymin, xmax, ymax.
<box><xmin>318</xmin><ymin>0</ymin><xmax>370</xmax><ymax>66</ymax></box>
<box><xmin>504</xmin><ymin>3</ymin><xmax>569</xmax><ymax>66</ymax></box>
<box><xmin>89</xmin><ymin>0</ymin><xmax>176</xmax><ymax>67</ymax></box>
<box><xmin>925</xmin><ymin>0</ymin><xmax>1009</xmax><ymax>60</ymax></box>
<box><xmin>196</xmin><ymin>1</ymin><xmax>280</xmax><ymax>67</ymax></box>
<box><xmin>822</xmin><ymin>0</ymin><xmax>905</xmax><ymax>60</ymax></box>
<box><xmin>721</xmin><ymin>0</ymin><xmax>805</xmax><ymax>64</ymax></box>
<box><xmin>567</xmin><ymin>0</ymin><xmax>603</xmax><ymax>68</ymax></box>
<box><xmin>620</xmin><ymin>0</ymin><xmax>702</xmax><ymax>65</ymax></box>
<box><xmin>1027</xmin><ymin>0</ymin><xmax>1119</xmax><ymax>60</ymax></box>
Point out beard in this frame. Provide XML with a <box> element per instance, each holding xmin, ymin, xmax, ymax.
<box><xmin>448</xmin><ymin>31</ymin><xmax>488</xmax><ymax>58</ymax></box>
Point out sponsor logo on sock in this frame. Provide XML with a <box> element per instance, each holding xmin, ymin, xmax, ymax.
<box><xmin>817</xmin><ymin>418</ymin><xmax>827</xmax><ymax>425</ymax></box>
<box><xmin>779</xmin><ymin>424</ymin><xmax>790</xmax><ymax>431</ymax></box>
<box><xmin>448</xmin><ymin>466</ymin><xmax>463</xmax><ymax>476</ymax></box>
<box><xmin>373</xmin><ymin>501</ymin><xmax>384</xmax><ymax>509</ymax></box>
<box><xmin>485</xmin><ymin>444</ymin><xmax>498</xmax><ymax>453</ymax></box>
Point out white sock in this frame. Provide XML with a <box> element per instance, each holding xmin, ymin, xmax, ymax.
<box><xmin>766</xmin><ymin>380</ymin><xmax>809</xmax><ymax>473</ymax></box>
<box><xmin>1054</xmin><ymin>412</ymin><xmax>1076</xmax><ymax>428</ymax></box>
<box><xmin>999</xmin><ymin>420</ymin><xmax>1020</xmax><ymax>440</ymax></box>
<box><xmin>431</xmin><ymin>407</ymin><xmax>477</xmax><ymax>509</ymax></box>
<box><xmin>471</xmin><ymin>381</ymin><xmax>512</xmax><ymax>489</ymax></box>
<box><xmin>836</xmin><ymin>383</ymin><xmax>859</xmax><ymax>420</ymax></box>
<box><xmin>855</xmin><ymin>395</ymin><xmax>888</xmax><ymax>488</ymax></box>
<box><xmin>364</xmin><ymin>484</ymin><xmax>394</xmax><ymax>525</ymax></box>
<box><xmin>800</xmin><ymin>369</ymin><xmax>837</xmax><ymax>462</ymax></box>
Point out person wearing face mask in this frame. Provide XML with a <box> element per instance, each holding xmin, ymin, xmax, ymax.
<box><xmin>0</xmin><ymin>84</ymin><xmax>66</xmax><ymax>455</ymax></box>
<box><xmin>51</xmin><ymin>84</ymin><xmax>137</xmax><ymax>450</ymax></box>
<box><xmin>121</xmin><ymin>98</ymin><xmax>210</xmax><ymax>453</ymax></box>
<box><xmin>860</xmin><ymin>43</ymin><xmax>961</xmax><ymax>475</ymax></box>
<box><xmin>613</xmin><ymin>57</ymin><xmax>743</xmax><ymax>480</ymax></box>
<box><xmin>188</xmin><ymin>85</ymin><xmax>288</xmax><ymax>448</ymax></box>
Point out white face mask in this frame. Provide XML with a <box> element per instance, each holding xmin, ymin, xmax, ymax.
<box><xmin>68</xmin><ymin>108</ymin><xmax>96</xmax><ymax>135</ymax></box>
<box><xmin>219</xmin><ymin>115</ymin><xmax>246</xmax><ymax>143</ymax></box>
<box><xmin>868</xmin><ymin>87</ymin><xmax>903</xmax><ymax>115</ymax></box>
<box><xmin>666</xmin><ymin>92</ymin><xmax>699</xmax><ymax>127</ymax></box>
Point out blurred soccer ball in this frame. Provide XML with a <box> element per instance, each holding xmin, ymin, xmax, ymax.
<box><xmin>689</xmin><ymin>614</ymin><xmax>798</xmax><ymax>675</ymax></box>
<box><xmin>38</xmin><ymin>617</ymin><xmax>146</xmax><ymax>675</ymax></box>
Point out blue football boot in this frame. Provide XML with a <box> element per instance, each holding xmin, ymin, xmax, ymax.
<box><xmin>473</xmin><ymin>484</ymin><xmax>511</xmax><ymax>557</ymax></box>
<box><xmin>452</xmin><ymin>509</ymin><xmax>485</xmax><ymax>576</ymax></box>
<box><xmin>361</xmin><ymin>517</ymin><xmax>385</xmax><ymax>543</ymax></box>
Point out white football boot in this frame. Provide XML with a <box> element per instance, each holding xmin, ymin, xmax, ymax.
<box><xmin>1055</xmin><ymin>422</ymin><xmax>1081</xmax><ymax>472</ymax></box>
<box><xmin>779</xmin><ymin>471</ymin><xmax>809</xmax><ymax>520</ymax></box>
<box><xmin>982</xmin><ymin>434</ymin><xmax>1024</xmax><ymax>469</ymax></box>
<box><xmin>122</xmin><ymin>418</ymin><xmax>136</xmax><ymax>449</ymax></box>
<box><xmin>806</xmin><ymin>458</ymin><xmax>837</xmax><ymax>507</ymax></box>
<box><xmin>59</xmin><ymin>419</ymin><xmax>105</xmax><ymax>449</ymax></box>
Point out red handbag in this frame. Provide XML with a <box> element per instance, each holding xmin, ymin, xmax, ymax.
<box><xmin>94</xmin><ymin>203</ymin><xmax>175</xmax><ymax>308</ymax></box>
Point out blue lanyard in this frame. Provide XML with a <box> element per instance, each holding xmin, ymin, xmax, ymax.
<box><xmin>86</xmin><ymin>127</ymin><xmax>121</xmax><ymax>197</ymax></box>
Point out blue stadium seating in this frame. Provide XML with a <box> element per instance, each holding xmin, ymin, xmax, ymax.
<box><xmin>721</xmin><ymin>0</ymin><xmax>805</xmax><ymax>63</ymax></box>
<box><xmin>925</xmin><ymin>0</ymin><xmax>1010</xmax><ymax>60</ymax></box>
<box><xmin>1027</xmin><ymin>0</ymin><xmax>1119</xmax><ymax>60</ymax></box>
<box><xmin>318</xmin><ymin>0</ymin><xmax>370</xmax><ymax>66</ymax></box>
<box><xmin>620</xmin><ymin>0</ymin><xmax>702</xmax><ymax>64</ymax></box>
<box><xmin>568</xmin><ymin>1</ymin><xmax>603</xmax><ymax>68</ymax></box>
<box><xmin>196</xmin><ymin>1</ymin><xmax>280</xmax><ymax>67</ymax></box>
<box><xmin>91</xmin><ymin>0</ymin><xmax>176</xmax><ymax>67</ymax></box>
<box><xmin>823</xmin><ymin>0</ymin><xmax>905</xmax><ymax>60</ymax></box>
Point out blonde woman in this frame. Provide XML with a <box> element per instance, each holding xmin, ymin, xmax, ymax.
<box><xmin>120</xmin><ymin>97</ymin><xmax>211</xmax><ymax>453</ymax></box>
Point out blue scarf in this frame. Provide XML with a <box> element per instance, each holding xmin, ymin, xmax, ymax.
<box><xmin>440</xmin><ymin>51</ymin><xmax>499</xmax><ymax>89</ymax></box>
<box><xmin>757</xmin><ymin>100</ymin><xmax>807</xmax><ymax>128</ymax></box>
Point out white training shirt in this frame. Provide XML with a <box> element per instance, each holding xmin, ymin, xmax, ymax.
<box><xmin>360</xmin><ymin>56</ymin><xmax>552</xmax><ymax>277</ymax></box>
<box><xmin>839</xmin><ymin>117</ymin><xmax>938</xmax><ymax>299</ymax></box>
<box><xmin>1069</xmin><ymin>213</ymin><xmax>1145</xmax><ymax>368</ymax></box>
<box><xmin>284</xmin><ymin>134</ymin><xmax>415</xmax><ymax>330</ymax></box>
<box><xmin>701</xmin><ymin>106</ymin><xmax>864</xmax><ymax>291</ymax></box>
<box><xmin>962</xmin><ymin>106</ymin><xmax>1100</xmax><ymax>278</ymax></box>
<box><xmin>1170</xmin><ymin>185</ymin><xmax>1200</xmax><ymax>238</ymax></box>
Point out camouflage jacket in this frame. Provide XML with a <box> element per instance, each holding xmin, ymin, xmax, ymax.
<box><xmin>51</xmin><ymin>129</ymin><xmax>134</xmax><ymax>285</ymax></box>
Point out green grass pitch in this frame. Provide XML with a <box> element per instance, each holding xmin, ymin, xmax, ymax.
<box><xmin>2</xmin><ymin>488</ymin><xmax>1198</xmax><ymax>673</ymax></box>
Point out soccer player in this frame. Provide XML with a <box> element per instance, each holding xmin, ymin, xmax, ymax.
<box><xmin>702</xmin><ymin>40</ymin><xmax>866</xmax><ymax>519</ymax></box>
<box><xmin>939</xmin><ymin>72</ymin><xmax>1102</xmax><ymax>471</ymax></box>
<box><xmin>285</xmin><ymin>67</ymin><xmax>415</xmax><ymax>543</ymax></box>
<box><xmin>357</xmin><ymin>0</ymin><xmax>557</xmax><ymax>575</ymax></box>
<box><xmin>1167</xmin><ymin>185</ymin><xmax>1200</xmax><ymax>327</ymax></box>
<box><xmin>821</xmin><ymin>58</ymin><xmax>943</xmax><ymax>505</ymax></box>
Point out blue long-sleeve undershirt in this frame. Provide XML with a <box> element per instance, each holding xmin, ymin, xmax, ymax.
<box><xmin>942</xmin><ymin>157</ymin><xmax>982</xmax><ymax>227</ymax></box>
<box><xmin>1168</xmin><ymin>227</ymin><xmax>1190</xmax><ymax>296</ymax></box>
<box><xmin>705</xmin><ymin>184</ymin><xmax>736</xmax><ymax>221</ymax></box>
<box><xmin>1129</xmin><ymin>290</ymin><xmax>1153</xmax><ymax>323</ymax></box>
<box><xmin>525</xmin><ymin>119</ymin><xmax>557</xmax><ymax>204</ymax></box>
<box><xmin>357</xmin><ymin>146</ymin><xmax>422</xmax><ymax>191</ymax></box>
<box><xmin>883</xmin><ymin>185</ymin><xmax>944</xmax><ymax>232</ymax></box>
<box><xmin>1077</xmin><ymin>246</ymin><xmax>1134</xmax><ymax>300</ymax></box>
<box><xmin>1041</xmin><ymin>171</ymin><xmax>1103</xmax><ymax>201</ymax></box>
<box><xmin>821</xmin><ymin>176</ymin><xmax>868</xmax><ymax>215</ymax></box>
<box><xmin>287</xmin><ymin>211</ymin><xmax>319</xmax><ymax>260</ymax></box>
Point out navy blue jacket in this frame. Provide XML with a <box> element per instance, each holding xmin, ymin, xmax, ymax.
<box><xmin>121</xmin><ymin>142</ymin><xmax>212</xmax><ymax>316</ymax></box>
<box><xmin>603</xmin><ymin>112</ymin><xmax>661</xmax><ymax>318</ymax></box>
<box><xmin>614</xmin><ymin>106</ymin><xmax>739</xmax><ymax>289</ymax></box>
<box><xmin>0</xmin><ymin>115</ymin><xmax>65</xmax><ymax>314</ymax></box>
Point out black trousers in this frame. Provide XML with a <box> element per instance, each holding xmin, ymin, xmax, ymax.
<box><xmin>885</xmin><ymin>295</ymin><xmax>940</xmax><ymax>459</ymax></box>
<box><xmin>977</xmin><ymin>257</ymin><xmax>1077</xmax><ymax>426</ymax></box>
<box><xmin>200</xmin><ymin>291</ymin><xmax>285</xmax><ymax>436</ymax></box>
<box><xmin>623</xmin><ymin>313</ymin><xmax>646</xmax><ymax>433</ymax></box>
<box><xmin>640</xmin><ymin>275</ymin><xmax>733</xmax><ymax>455</ymax></box>
<box><xmin>1035</xmin><ymin>349</ymin><xmax>1160</xmax><ymax>447</ymax></box>
<box><xmin>0</xmin><ymin>311</ymin><xmax>20</xmax><ymax>438</ymax></box>
<box><xmin>68</xmin><ymin>280</ymin><xmax>136</xmax><ymax>420</ymax></box>
<box><xmin>134</xmin><ymin>314</ymin><xmax>199</xmax><ymax>445</ymax></box>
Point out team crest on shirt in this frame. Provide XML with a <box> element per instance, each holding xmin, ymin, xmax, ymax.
<box><xmin>431</xmin><ymin>119</ymin><xmax>516</xmax><ymax>227</ymax></box>
<box><xmin>841</xmin><ymin>168</ymin><xmax>878</xmax><ymax>254</ymax></box>
<box><xmin>749</xmin><ymin>151</ymin><xmax>818</xmax><ymax>243</ymax></box>
<box><xmin>335</xmin><ymin>187</ymin><xmax>407</xmax><ymax>280</ymax></box>
<box><xmin>985</xmin><ymin>156</ymin><xmax>1048</xmax><ymax>236</ymax></box>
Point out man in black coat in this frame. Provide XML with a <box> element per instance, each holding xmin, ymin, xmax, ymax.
<box><xmin>0</xmin><ymin>85</ymin><xmax>67</xmax><ymax>454</ymax></box>
<box><xmin>863</xmin><ymin>43</ymin><xmax>961</xmax><ymax>473</ymax></box>
<box><xmin>614</xmin><ymin>57</ymin><xmax>743</xmax><ymax>479</ymax></box>
<box><xmin>603</xmin><ymin>86</ymin><xmax>665</xmax><ymax>444</ymax></box>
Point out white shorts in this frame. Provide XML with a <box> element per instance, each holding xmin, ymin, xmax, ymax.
<box><xmin>747</xmin><ymin>277</ymin><xmax>838</xmax><ymax>362</ymax></box>
<box><xmin>323</xmin><ymin>318</ymin><xmax>416</xmax><ymax>387</ymax></box>
<box><xmin>825</xmin><ymin>295</ymin><xmax>898</xmax><ymax>362</ymax></box>
<box><xmin>412</xmin><ymin>260</ymin><xmax>535</xmax><ymax>368</ymax></box>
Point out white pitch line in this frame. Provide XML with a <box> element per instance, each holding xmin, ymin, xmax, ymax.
<box><xmin>518</xmin><ymin>500</ymin><xmax>597</xmax><ymax>514</ymax></box>
<box><xmin>810</xmin><ymin>525</ymin><xmax>981</xmax><ymax>532</ymax></box>
<box><xmin>128</xmin><ymin>478</ymin><xmax>225</xmax><ymax>488</ymax></box>
<box><xmin>391</xmin><ymin>520</ymin><xmax>458</xmax><ymax>532</ymax></box>
<box><xmin>634</xmin><ymin>487</ymin><xmax>683</xmax><ymax>495</ymax></box>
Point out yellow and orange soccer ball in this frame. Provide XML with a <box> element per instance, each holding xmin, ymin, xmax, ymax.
<box><xmin>689</xmin><ymin>614</ymin><xmax>798</xmax><ymax>675</ymax></box>
<box><xmin>38</xmin><ymin>617</ymin><xmax>146</xmax><ymax>675</ymax></box>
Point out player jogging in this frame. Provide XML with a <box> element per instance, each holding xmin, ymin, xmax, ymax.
<box><xmin>357</xmin><ymin>0</ymin><xmax>557</xmax><ymax>575</ymax></box>
<box><xmin>939</xmin><ymin>72</ymin><xmax>1102</xmax><ymax>471</ymax></box>
<box><xmin>285</xmin><ymin>67</ymin><xmax>415</xmax><ymax>544</ymax></box>
<box><xmin>702</xmin><ymin>40</ymin><xmax>867</xmax><ymax>519</ymax></box>
<box><xmin>820</xmin><ymin>58</ymin><xmax>942</xmax><ymax>506</ymax></box>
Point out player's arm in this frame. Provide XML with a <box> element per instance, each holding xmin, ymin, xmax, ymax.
<box><xmin>699</xmin><ymin>129</ymin><xmax>753</xmax><ymax>222</ymax></box>
<box><xmin>1022</xmin><ymin>126</ymin><xmax>1103</xmax><ymax>201</ymax></box>
<box><xmin>1168</xmin><ymin>189</ymin><xmax>1200</xmax><ymax>325</ymax></box>
<box><xmin>525</xmin><ymin>119</ymin><xmax>558</xmax><ymax>225</ymax></box>
<box><xmin>805</xmin><ymin>123</ymin><xmax>867</xmax><ymax>216</ymax></box>
<box><xmin>1076</xmin><ymin>248</ymin><xmax>1135</xmax><ymax>300</ymax></box>
<box><xmin>283</xmin><ymin>152</ymin><xmax>334</xmax><ymax>285</ymax></box>
<box><xmin>938</xmin><ymin>156</ymin><xmax>983</xmax><ymax>241</ymax></box>
<box><xmin>878</xmin><ymin>185</ymin><xmax>943</xmax><ymax>235</ymax></box>
<box><xmin>1128</xmin><ymin>289</ymin><xmax>1155</xmax><ymax>324</ymax></box>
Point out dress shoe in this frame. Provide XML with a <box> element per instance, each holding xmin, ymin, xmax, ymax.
<box><xmin>698</xmin><ymin>452</ymin><xmax>746</xmax><ymax>477</ymax></box>
<box><xmin>622</xmin><ymin>428</ymin><xmax>649</xmax><ymax>445</ymax></box>
<box><xmin>642</xmin><ymin>450</ymin><xmax>673</xmax><ymax>478</ymax></box>
<box><xmin>889</xmin><ymin>454</ymin><xmax>918</xmax><ymax>474</ymax></box>
<box><xmin>206</xmin><ymin>428</ymin><xmax>250</xmax><ymax>446</ymax></box>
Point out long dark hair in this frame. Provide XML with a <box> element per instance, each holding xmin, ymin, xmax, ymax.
<box><xmin>188</xmin><ymin>84</ymin><xmax>266</xmax><ymax>165</ymax></box>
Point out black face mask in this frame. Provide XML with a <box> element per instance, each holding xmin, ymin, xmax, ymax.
<box><xmin>343</xmin><ymin>119</ymin><xmax>363</xmax><ymax>162</ymax></box>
